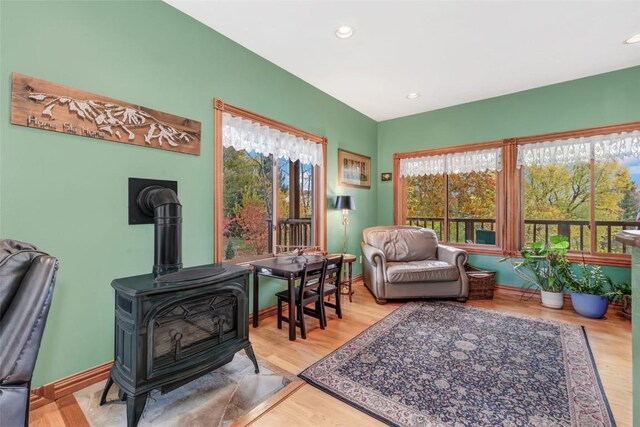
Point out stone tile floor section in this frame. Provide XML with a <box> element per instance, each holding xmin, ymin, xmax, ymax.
<box><xmin>75</xmin><ymin>354</ymin><xmax>294</xmax><ymax>426</ymax></box>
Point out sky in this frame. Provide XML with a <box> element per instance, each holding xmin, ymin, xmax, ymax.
<box><xmin>628</xmin><ymin>159</ymin><xmax>640</xmax><ymax>187</ymax></box>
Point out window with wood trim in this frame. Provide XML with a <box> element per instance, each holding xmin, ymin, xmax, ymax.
<box><xmin>394</xmin><ymin>121</ymin><xmax>640</xmax><ymax>265</ymax></box>
<box><xmin>517</xmin><ymin>124</ymin><xmax>639</xmax><ymax>263</ymax></box>
<box><xmin>395</xmin><ymin>144</ymin><xmax>505</xmax><ymax>254</ymax></box>
<box><xmin>213</xmin><ymin>99</ymin><xmax>327</xmax><ymax>263</ymax></box>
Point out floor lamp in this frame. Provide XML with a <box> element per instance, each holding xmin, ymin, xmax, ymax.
<box><xmin>335</xmin><ymin>195</ymin><xmax>356</xmax><ymax>254</ymax></box>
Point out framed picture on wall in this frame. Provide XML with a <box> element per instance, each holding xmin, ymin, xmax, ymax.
<box><xmin>338</xmin><ymin>149</ymin><xmax>371</xmax><ymax>189</ymax></box>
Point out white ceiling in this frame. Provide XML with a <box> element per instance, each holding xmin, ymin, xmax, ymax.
<box><xmin>165</xmin><ymin>0</ymin><xmax>640</xmax><ymax>121</ymax></box>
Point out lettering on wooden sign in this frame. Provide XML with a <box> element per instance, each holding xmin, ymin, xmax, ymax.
<box><xmin>11</xmin><ymin>73</ymin><xmax>201</xmax><ymax>155</ymax></box>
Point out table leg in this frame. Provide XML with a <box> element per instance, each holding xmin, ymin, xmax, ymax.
<box><xmin>348</xmin><ymin>262</ymin><xmax>353</xmax><ymax>302</ymax></box>
<box><xmin>253</xmin><ymin>268</ymin><xmax>259</xmax><ymax>328</ymax></box>
<box><xmin>288</xmin><ymin>274</ymin><xmax>296</xmax><ymax>341</ymax></box>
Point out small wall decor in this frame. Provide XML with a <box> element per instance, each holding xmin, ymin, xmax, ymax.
<box><xmin>11</xmin><ymin>73</ymin><xmax>201</xmax><ymax>155</ymax></box>
<box><xmin>338</xmin><ymin>149</ymin><xmax>371</xmax><ymax>189</ymax></box>
<box><xmin>381</xmin><ymin>172</ymin><xmax>392</xmax><ymax>181</ymax></box>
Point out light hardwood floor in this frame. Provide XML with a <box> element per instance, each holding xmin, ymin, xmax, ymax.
<box><xmin>30</xmin><ymin>280</ymin><xmax>632</xmax><ymax>427</ymax></box>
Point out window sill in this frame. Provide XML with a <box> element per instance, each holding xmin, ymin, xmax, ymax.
<box><xmin>458</xmin><ymin>249</ymin><xmax>631</xmax><ymax>268</ymax></box>
<box><xmin>223</xmin><ymin>248</ymin><xmax>329</xmax><ymax>267</ymax></box>
<box><xmin>445</xmin><ymin>245</ymin><xmax>631</xmax><ymax>267</ymax></box>
<box><xmin>566</xmin><ymin>252</ymin><xmax>631</xmax><ymax>268</ymax></box>
<box><xmin>223</xmin><ymin>254</ymin><xmax>276</xmax><ymax>266</ymax></box>
<box><xmin>446</xmin><ymin>243</ymin><xmax>505</xmax><ymax>256</ymax></box>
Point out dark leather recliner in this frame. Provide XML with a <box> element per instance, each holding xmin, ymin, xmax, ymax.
<box><xmin>0</xmin><ymin>240</ymin><xmax>58</xmax><ymax>426</ymax></box>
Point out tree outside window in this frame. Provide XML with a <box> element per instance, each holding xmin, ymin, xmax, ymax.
<box><xmin>223</xmin><ymin>148</ymin><xmax>273</xmax><ymax>261</ymax></box>
<box><xmin>448</xmin><ymin>171</ymin><xmax>497</xmax><ymax>244</ymax></box>
<box><xmin>523</xmin><ymin>163</ymin><xmax>591</xmax><ymax>250</ymax></box>
<box><xmin>404</xmin><ymin>171</ymin><xmax>498</xmax><ymax>245</ymax></box>
<box><xmin>595</xmin><ymin>159</ymin><xmax>639</xmax><ymax>254</ymax></box>
<box><xmin>222</xmin><ymin>147</ymin><xmax>315</xmax><ymax>262</ymax></box>
<box><xmin>405</xmin><ymin>175</ymin><xmax>444</xmax><ymax>239</ymax></box>
<box><xmin>523</xmin><ymin>160</ymin><xmax>638</xmax><ymax>254</ymax></box>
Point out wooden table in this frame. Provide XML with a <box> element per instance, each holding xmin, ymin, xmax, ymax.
<box><xmin>250</xmin><ymin>255</ymin><xmax>325</xmax><ymax>341</ymax></box>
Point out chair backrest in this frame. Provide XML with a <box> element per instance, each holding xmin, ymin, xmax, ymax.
<box><xmin>325</xmin><ymin>255</ymin><xmax>344</xmax><ymax>291</ymax></box>
<box><xmin>475</xmin><ymin>228</ymin><xmax>496</xmax><ymax>245</ymax></box>
<box><xmin>0</xmin><ymin>240</ymin><xmax>48</xmax><ymax>318</ymax></box>
<box><xmin>362</xmin><ymin>226</ymin><xmax>439</xmax><ymax>262</ymax></box>
<box><xmin>298</xmin><ymin>258</ymin><xmax>328</xmax><ymax>302</ymax></box>
<box><xmin>0</xmin><ymin>240</ymin><xmax>58</xmax><ymax>385</ymax></box>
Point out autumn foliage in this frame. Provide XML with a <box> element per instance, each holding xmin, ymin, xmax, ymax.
<box><xmin>404</xmin><ymin>160</ymin><xmax>637</xmax><ymax>251</ymax></box>
<box><xmin>222</xmin><ymin>147</ymin><xmax>315</xmax><ymax>260</ymax></box>
<box><xmin>405</xmin><ymin>171</ymin><xmax>496</xmax><ymax>221</ymax></box>
<box><xmin>234</xmin><ymin>194</ymin><xmax>269</xmax><ymax>255</ymax></box>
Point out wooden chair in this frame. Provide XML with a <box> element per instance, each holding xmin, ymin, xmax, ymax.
<box><xmin>275</xmin><ymin>259</ymin><xmax>328</xmax><ymax>339</ymax></box>
<box><xmin>320</xmin><ymin>254</ymin><xmax>344</xmax><ymax>326</ymax></box>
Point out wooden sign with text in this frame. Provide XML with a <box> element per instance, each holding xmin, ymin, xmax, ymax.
<box><xmin>11</xmin><ymin>73</ymin><xmax>201</xmax><ymax>155</ymax></box>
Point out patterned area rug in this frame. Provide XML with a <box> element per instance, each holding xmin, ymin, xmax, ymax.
<box><xmin>75</xmin><ymin>354</ymin><xmax>297</xmax><ymax>426</ymax></box>
<box><xmin>300</xmin><ymin>302</ymin><xmax>615</xmax><ymax>427</ymax></box>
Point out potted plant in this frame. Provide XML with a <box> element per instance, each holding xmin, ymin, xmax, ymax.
<box><xmin>565</xmin><ymin>263</ymin><xmax>612</xmax><ymax>319</ymax></box>
<box><xmin>501</xmin><ymin>235</ymin><xmax>571</xmax><ymax>309</ymax></box>
<box><xmin>606</xmin><ymin>281</ymin><xmax>631</xmax><ymax>320</ymax></box>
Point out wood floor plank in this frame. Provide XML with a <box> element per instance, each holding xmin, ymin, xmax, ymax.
<box><xmin>56</xmin><ymin>395</ymin><xmax>89</xmax><ymax>427</ymax></box>
<box><xmin>250</xmin><ymin>385</ymin><xmax>387</xmax><ymax>427</ymax></box>
<box><xmin>29</xmin><ymin>402</ymin><xmax>67</xmax><ymax>427</ymax></box>
<box><xmin>231</xmin><ymin>380</ymin><xmax>306</xmax><ymax>427</ymax></box>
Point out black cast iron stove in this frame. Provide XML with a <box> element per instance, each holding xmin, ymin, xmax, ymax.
<box><xmin>100</xmin><ymin>182</ymin><xmax>258</xmax><ymax>427</ymax></box>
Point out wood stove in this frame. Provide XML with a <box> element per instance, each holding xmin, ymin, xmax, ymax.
<box><xmin>100</xmin><ymin>183</ymin><xmax>258</xmax><ymax>427</ymax></box>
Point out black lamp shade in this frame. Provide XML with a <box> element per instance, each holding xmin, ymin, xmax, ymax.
<box><xmin>335</xmin><ymin>195</ymin><xmax>355</xmax><ymax>211</ymax></box>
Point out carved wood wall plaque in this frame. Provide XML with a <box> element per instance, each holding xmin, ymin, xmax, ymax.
<box><xmin>11</xmin><ymin>73</ymin><xmax>201</xmax><ymax>155</ymax></box>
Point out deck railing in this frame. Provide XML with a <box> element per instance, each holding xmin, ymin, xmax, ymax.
<box><xmin>267</xmin><ymin>217</ymin><xmax>313</xmax><ymax>249</ymax></box>
<box><xmin>405</xmin><ymin>217</ymin><xmax>639</xmax><ymax>253</ymax></box>
<box><xmin>405</xmin><ymin>217</ymin><xmax>495</xmax><ymax>243</ymax></box>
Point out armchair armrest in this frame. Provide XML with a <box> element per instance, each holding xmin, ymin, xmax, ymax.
<box><xmin>0</xmin><ymin>256</ymin><xmax>58</xmax><ymax>384</ymax></box>
<box><xmin>436</xmin><ymin>244</ymin><xmax>468</xmax><ymax>268</ymax></box>
<box><xmin>361</xmin><ymin>242</ymin><xmax>389</xmax><ymax>301</ymax></box>
<box><xmin>437</xmin><ymin>245</ymin><xmax>469</xmax><ymax>298</ymax></box>
<box><xmin>361</xmin><ymin>243</ymin><xmax>387</xmax><ymax>270</ymax></box>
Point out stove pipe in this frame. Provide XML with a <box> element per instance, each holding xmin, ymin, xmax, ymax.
<box><xmin>137</xmin><ymin>186</ymin><xmax>182</xmax><ymax>277</ymax></box>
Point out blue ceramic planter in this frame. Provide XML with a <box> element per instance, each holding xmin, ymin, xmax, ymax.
<box><xmin>570</xmin><ymin>293</ymin><xmax>609</xmax><ymax>319</ymax></box>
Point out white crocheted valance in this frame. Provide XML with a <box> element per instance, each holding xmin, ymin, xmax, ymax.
<box><xmin>399</xmin><ymin>148</ymin><xmax>502</xmax><ymax>177</ymax></box>
<box><xmin>516</xmin><ymin>130</ymin><xmax>640</xmax><ymax>168</ymax></box>
<box><xmin>222</xmin><ymin>112</ymin><xmax>323</xmax><ymax>166</ymax></box>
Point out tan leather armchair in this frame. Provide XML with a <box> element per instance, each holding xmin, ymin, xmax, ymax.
<box><xmin>361</xmin><ymin>226</ymin><xmax>468</xmax><ymax>304</ymax></box>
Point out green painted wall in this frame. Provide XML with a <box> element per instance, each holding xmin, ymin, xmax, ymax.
<box><xmin>0</xmin><ymin>1</ymin><xmax>377</xmax><ymax>386</ymax></box>
<box><xmin>467</xmin><ymin>254</ymin><xmax>631</xmax><ymax>291</ymax></box>
<box><xmin>378</xmin><ymin>67</ymin><xmax>640</xmax><ymax>287</ymax></box>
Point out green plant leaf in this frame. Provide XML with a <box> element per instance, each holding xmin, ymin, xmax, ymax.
<box><xmin>549</xmin><ymin>235</ymin><xmax>568</xmax><ymax>244</ymax></box>
<box><xmin>531</xmin><ymin>241</ymin><xmax>544</xmax><ymax>250</ymax></box>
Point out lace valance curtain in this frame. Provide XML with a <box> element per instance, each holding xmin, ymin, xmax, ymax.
<box><xmin>399</xmin><ymin>147</ymin><xmax>502</xmax><ymax>177</ymax></box>
<box><xmin>222</xmin><ymin>112</ymin><xmax>323</xmax><ymax>166</ymax></box>
<box><xmin>516</xmin><ymin>130</ymin><xmax>640</xmax><ymax>168</ymax></box>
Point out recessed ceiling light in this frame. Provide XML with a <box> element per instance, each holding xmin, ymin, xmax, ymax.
<box><xmin>406</xmin><ymin>93</ymin><xmax>420</xmax><ymax>99</ymax></box>
<box><xmin>624</xmin><ymin>33</ymin><xmax>640</xmax><ymax>44</ymax></box>
<box><xmin>335</xmin><ymin>25</ymin><xmax>354</xmax><ymax>39</ymax></box>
